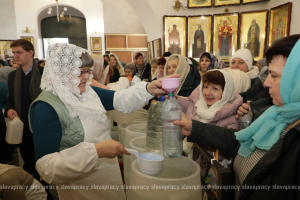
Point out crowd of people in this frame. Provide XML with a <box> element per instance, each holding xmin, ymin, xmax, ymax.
<box><xmin>0</xmin><ymin>34</ymin><xmax>300</xmax><ymax>200</ymax></box>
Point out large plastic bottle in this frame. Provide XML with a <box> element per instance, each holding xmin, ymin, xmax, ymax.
<box><xmin>238</xmin><ymin>100</ymin><xmax>253</xmax><ymax>130</ymax></box>
<box><xmin>162</xmin><ymin>92</ymin><xmax>183</xmax><ymax>158</ymax></box>
<box><xmin>146</xmin><ymin>96</ymin><xmax>165</xmax><ymax>155</ymax></box>
<box><xmin>131</xmin><ymin>73</ymin><xmax>141</xmax><ymax>86</ymax></box>
<box><xmin>5</xmin><ymin>116</ymin><xmax>24</xmax><ymax>144</ymax></box>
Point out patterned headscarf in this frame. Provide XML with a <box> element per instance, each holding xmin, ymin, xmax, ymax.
<box><xmin>199</xmin><ymin>52</ymin><xmax>225</xmax><ymax>71</ymax></box>
<box><xmin>41</xmin><ymin>43</ymin><xmax>106</xmax><ymax>123</ymax></box>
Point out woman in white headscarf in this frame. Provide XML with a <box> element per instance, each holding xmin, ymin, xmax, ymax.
<box><xmin>29</xmin><ymin>43</ymin><xmax>178</xmax><ymax>200</ymax></box>
<box><xmin>90</xmin><ymin>54</ymin><xmax>130</xmax><ymax>91</ymax></box>
<box><xmin>109</xmin><ymin>53</ymin><xmax>125</xmax><ymax>76</ymax></box>
<box><xmin>177</xmin><ymin>70</ymin><xmax>243</xmax><ymax>157</ymax></box>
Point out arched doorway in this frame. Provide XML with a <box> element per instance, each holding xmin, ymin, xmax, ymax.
<box><xmin>38</xmin><ymin>6</ymin><xmax>87</xmax><ymax>57</ymax></box>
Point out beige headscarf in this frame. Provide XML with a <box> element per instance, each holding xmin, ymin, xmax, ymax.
<box><xmin>90</xmin><ymin>54</ymin><xmax>104</xmax><ymax>82</ymax></box>
<box><xmin>225</xmin><ymin>68</ymin><xmax>251</xmax><ymax>93</ymax></box>
<box><xmin>164</xmin><ymin>54</ymin><xmax>190</xmax><ymax>94</ymax></box>
<box><xmin>109</xmin><ymin>53</ymin><xmax>125</xmax><ymax>76</ymax></box>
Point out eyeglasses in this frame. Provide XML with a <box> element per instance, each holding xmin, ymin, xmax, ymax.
<box><xmin>12</xmin><ymin>51</ymin><xmax>24</xmax><ymax>56</ymax></box>
<box><xmin>79</xmin><ymin>69</ymin><xmax>93</xmax><ymax>77</ymax></box>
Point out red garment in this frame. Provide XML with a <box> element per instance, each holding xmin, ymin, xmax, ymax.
<box><xmin>218</xmin><ymin>25</ymin><xmax>232</xmax><ymax>52</ymax></box>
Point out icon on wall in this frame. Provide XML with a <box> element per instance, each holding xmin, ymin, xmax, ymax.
<box><xmin>90</xmin><ymin>37</ymin><xmax>102</xmax><ymax>51</ymax></box>
<box><xmin>239</xmin><ymin>10</ymin><xmax>268</xmax><ymax>60</ymax></box>
<box><xmin>164</xmin><ymin>16</ymin><xmax>187</xmax><ymax>56</ymax></box>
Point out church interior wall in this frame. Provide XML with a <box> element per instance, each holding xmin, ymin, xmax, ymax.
<box><xmin>0</xmin><ymin>0</ymin><xmax>299</xmax><ymax>59</ymax></box>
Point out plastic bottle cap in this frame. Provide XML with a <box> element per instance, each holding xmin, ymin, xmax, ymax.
<box><xmin>158</xmin><ymin>96</ymin><xmax>165</xmax><ymax>102</ymax></box>
<box><xmin>127</xmin><ymin>76</ymin><xmax>133</xmax><ymax>81</ymax></box>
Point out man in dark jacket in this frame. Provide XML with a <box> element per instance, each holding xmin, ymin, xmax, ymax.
<box><xmin>5</xmin><ymin>39</ymin><xmax>43</xmax><ymax>175</ymax></box>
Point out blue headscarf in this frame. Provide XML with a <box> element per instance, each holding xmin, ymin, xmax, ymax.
<box><xmin>235</xmin><ymin>39</ymin><xmax>300</xmax><ymax>158</ymax></box>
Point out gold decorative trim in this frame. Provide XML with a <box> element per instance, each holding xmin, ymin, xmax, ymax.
<box><xmin>105</xmin><ymin>33</ymin><xmax>147</xmax><ymax>36</ymax></box>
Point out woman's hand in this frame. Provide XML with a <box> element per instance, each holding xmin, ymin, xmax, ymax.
<box><xmin>94</xmin><ymin>140</ymin><xmax>130</xmax><ymax>158</ymax></box>
<box><xmin>147</xmin><ymin>74</ymin><xmax>181</xmax><ymax>97</ymax></box>
<box><xmin>235</xmin><ymin>103</ymin><xmax>251</xmax><ymax>119</ymax></box>
<box><xmin>7</xmin><ymin>109</ymin><xmax>19</xmax><ymax>120</ymax></box>
<box><xmin>173</xmin><ymin>116</ymin><xmax>192</xmax><ymax>136</ymax></box>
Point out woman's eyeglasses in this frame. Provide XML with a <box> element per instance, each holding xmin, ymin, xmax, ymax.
<box><xmin>79</xmin><ymin>69</ymin><xmax>93</xmax><ymax>77</ymax></box>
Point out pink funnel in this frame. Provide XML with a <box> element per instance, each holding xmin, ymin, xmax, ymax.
<box><xmin>161</xmin><ymin>78</ymin><xmax>180</xmax><ymax>93</ymax></box>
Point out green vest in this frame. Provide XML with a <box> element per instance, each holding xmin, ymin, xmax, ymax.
<box><xmin>29</xmin><ymin>90</ymin><xmax>84</xmax><ymax>151</ymax></box>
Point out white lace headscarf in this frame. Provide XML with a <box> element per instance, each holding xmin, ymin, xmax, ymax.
<box><xmin>41</xmin><ymin>43</ymin><xmax>106</xmax><ymax>123</ymax></box>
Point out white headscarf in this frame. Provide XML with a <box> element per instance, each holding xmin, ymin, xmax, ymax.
<box><xmin>41</xmin><ymin>43</ymin><xmax>106</xmax><ymax>123</ymax></box>
<box><xmin>226</xmin><ymin>68</ymin><xmax>251</xmax><ymax>93</ymax></box>
<box><xmin>109</xmin><ymin>53</ymin><xmax>125</xmax><ymax>76</ymax></box>
<box><xmin>195</xmin><ymin>69</ymin><xmax>235</xmax><ymax>123</ymax></box>
<box><xmin>164</xmin><ymin>54</ymin><xmax>190</xmax><ymax>94</ymax></box>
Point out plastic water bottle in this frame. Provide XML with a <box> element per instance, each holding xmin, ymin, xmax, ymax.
<box><xmin>162</xmin><ymin>92</ymin><xmax>183</xmax><ymax>158</ymax></box>
<box><xmin>238</xmin><ymin>100</ymin><xmax>253</xmax><ymax>130</ymax></box>
<box><xmin>146</xmin><ymin>96</ymin><xmax>165</xmax><ymax>155</ymax></box>
<box><xmin>131</xmin><ymin>73</ymin><xmax>141</xmax><ymax>86</ymax></box>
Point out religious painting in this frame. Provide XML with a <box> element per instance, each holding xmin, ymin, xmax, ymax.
<box><xmin>268</xmin><ymin>3</ymin><xmax>292</xmax><ymax>47</ymax></box>
<box><xmin>90</xmin><ymin>37</ymin><xmax>102</xmax><ymax>51</ymax></box>
<box><xmin>239</xmin><ymin>10</ymin><xmax>268</xmax><ymax>60</ymax></box>
<box><xmin>242</xmin><ymin>0</ymin><xmax>269</xmax><ymax>4</ymax></box>
<box><xmin>214</xmin><ymin>0</ymin><xmax>240</xmax><ymax>7</ymax></box>
<box><xmin>213</xmin><ymin>13</ymin><xmax>239</xmax><ymax>60</ymax></box>
<box><xmin>20</xmin><ymin>36</ymin><xmax>33</xmax><ymax>45</ymax></box>
<box><xmin>92</xmin><ymin>52</ymin><xmax>102</xmax><ymax>56</ymax></box>
<box><xmin>188</xmin><ymin>15</ymin><xmax>212</xmax><ymax>60</ymax></box>
<box><xmin>188</xmin><ymin>0</ymin><xmax>212</xmax><ymax>8</ymax></box>
<box><xmin>153</xmin><ymin>38</ymin><xmax>162</xmax><ymax>58</ymax></box>
<box><xmin>147</xmin><ymin>42</ymin><xmax>154</xmax><ymax>61</ymax></box>
<box><xmin>164</xmin><ymin>16</ymin><xmax>187</xmax><ymax>56</ymax></box>
<box><xmin>0</xmin><ymin>40</ymin><xmax>14</xmax><ymax>60</ymax></box>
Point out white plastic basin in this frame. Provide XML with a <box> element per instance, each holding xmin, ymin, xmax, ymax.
<box><xmin>127</xmin><ymin>157</ymin><xmax>202</xmax><ymax>200</ymax></box>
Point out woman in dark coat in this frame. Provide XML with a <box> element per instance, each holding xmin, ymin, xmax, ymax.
<box><xmin>174</xmin><ymin>35</ymin><xmax>300</xmax><ymax>200</ymax></box>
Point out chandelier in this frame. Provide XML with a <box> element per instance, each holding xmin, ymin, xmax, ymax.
<box><xmin>47</xmin><ymin>0</ymin><xmax>72</xmax><ymax>23</ymax></box>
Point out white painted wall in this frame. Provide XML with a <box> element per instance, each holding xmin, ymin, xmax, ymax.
<box><xmin>102</xmin><ymin>0</ymin><xmax>146</xmax><ymax>34</ymax></box>
<box><xmin>0</xmin><ymin>0</ymin><xmax>17</xmax><ymax>39</ymax></box>
<box><xmin>13</xmin><ymin>0</ymin><xmax>105</xmax><ymax>59</ymax></box>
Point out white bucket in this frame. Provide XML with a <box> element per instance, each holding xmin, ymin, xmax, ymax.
<box><xmin>124</xmin><ymin>136</ymin><xmax>147</xmax><ymax>187</ymax></box>
<box><xmin>133</xmin><ymin>109</ymin><xmax>147</xmax><ymax>121</ymax></box>
<box><xmin>124</xmin><ymin>123</ymin><xmax>147</xmax><ymax>148</ymax></box>
<box><xmin>110</xmin><ymin>130</ymin><xmax>119</xmax><ymax>142</ymax></box>
<box><xmin>127</xmin><ymin>157</ymin><xmax>202</xmax><ymax>200</ymax></box>
<box><xmin>113</xmin><ymin>109</ymin><xmax>134</xmax><ymax>124</ymax></box>
<box><xmin>123</xmin><ymin>124</ymin><xmax>147</xmax><ymax>188</ymax></box>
